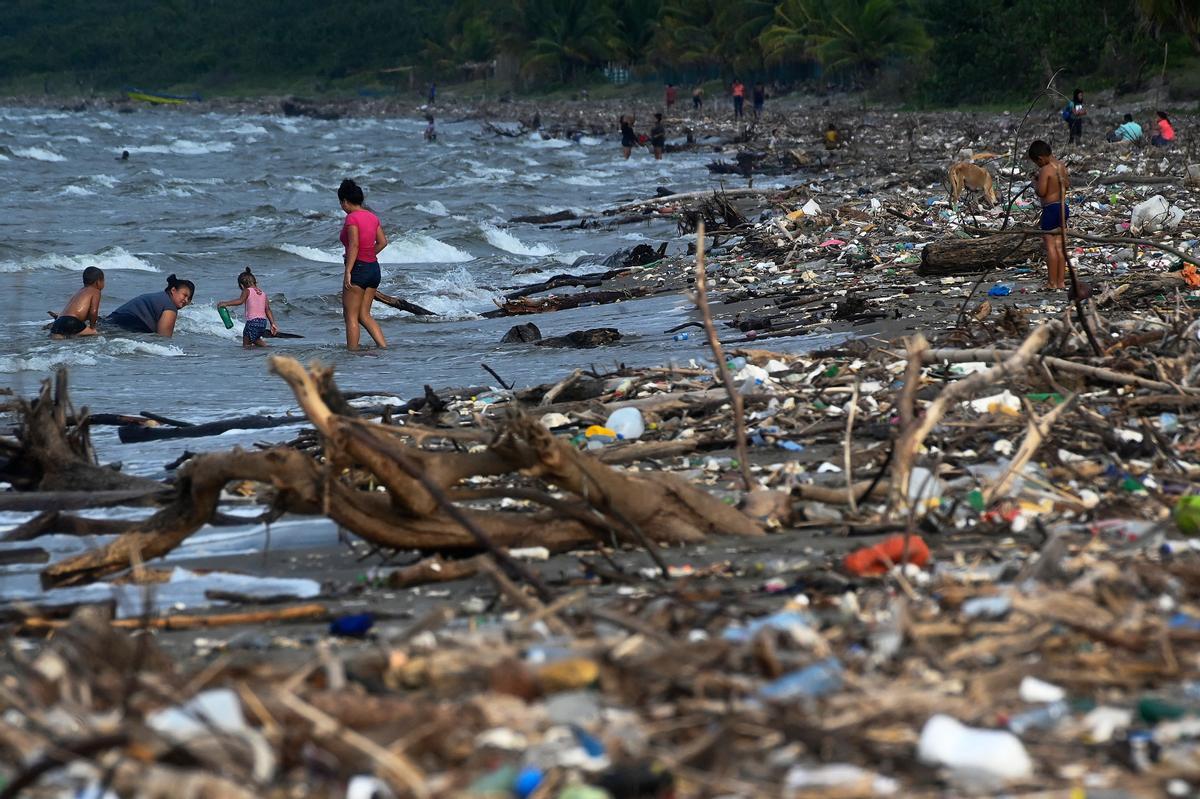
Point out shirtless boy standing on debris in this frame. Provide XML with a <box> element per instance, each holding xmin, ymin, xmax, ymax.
<box><xmin>1028</xmin><ymin>139</ymin><xmax>1069</xmax><ymax>291</ymax></box>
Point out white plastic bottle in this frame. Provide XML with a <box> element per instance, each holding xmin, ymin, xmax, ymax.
<box><xmin>605</xmin><ymin>407</ymin><xmax>645</xmax><ymax>440</ymax></box>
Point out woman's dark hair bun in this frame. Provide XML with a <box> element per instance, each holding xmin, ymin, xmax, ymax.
<box><xmin>166</xmin><ymin>273</ymin><xmax>178</xmax><ymax>287</ymax></box>
<box><xmin>338</xmin><ymin>178</ymin><xmax>365</xmax><ymax>205</ymax></box>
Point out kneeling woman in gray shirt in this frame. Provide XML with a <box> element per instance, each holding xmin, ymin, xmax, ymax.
<box><xmin>107</xmin><ymin>274</ymin><xmax>195</xmax><ymax>336</ymax></box>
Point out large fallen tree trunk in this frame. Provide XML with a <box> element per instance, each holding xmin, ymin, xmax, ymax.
<box><xmin>917</xmin><ymin>233</ymin><xmax>1041</xmax><ymax>275</ymax></box>
<box><xmin>42</xmin><ymin>358</ymin><xmax>762</xmax><ymax>588</ymax></box>
<box><xmin>116</xmin><ymin>412</ymin><xmax>310</xmax><ymax>444</ymax></box>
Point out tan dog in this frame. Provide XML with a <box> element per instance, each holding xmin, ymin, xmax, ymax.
<box><xmin>948</xmin><ymin>161</ymin><xmax>998</xmax><ymax>206</ymax></box>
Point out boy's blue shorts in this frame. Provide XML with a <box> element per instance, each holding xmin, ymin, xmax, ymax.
<box><xmin>1040</xmin><ymin>202</ymin><xmax>1069</xmax><ymax>231</ymax></box>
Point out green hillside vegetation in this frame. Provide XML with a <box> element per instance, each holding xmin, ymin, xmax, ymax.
<box><xmin>1</xmin><ymin>0</ymin><xmax>1196</xmax><ymax>104</ymax></box>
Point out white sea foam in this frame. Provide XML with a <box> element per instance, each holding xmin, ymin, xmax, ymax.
<box><xmin>404</xmin><ymin>266</ymin><xmax>498</xmax><ymax>318</ymax></box>
<box><xmin>0</xmin><ymin>247</ymin><xmax>159</xmax><ymax>274</ymax></box>
<box><xmin>11</xmin><ymin>146</ymin><xmax>66</xmax><ymax>162</ymax></box>
<box><xmin>480</xmin><ymin>224</ymin><xmax>555</xmax><ymax>257</ymax></box>
<box><xmin>126</xmin><ymin>139</ymin><xmax>234</xmax><ymax>156</ymax></box>
<box><xmin>562</xmin><ymin>175</ymin><xmax>603</xmax><ymax>186</ymax></box>
<box><xmin>554</xmin><ymin>249</ymin><xmax>591</xmax><ymax>265</ymax></box>
<box><xmin>61</xmin><ymin>185</ymin><xmax>96</xmax><ymax>197</ymax></box>
<box><xmin>578</xmin><ymin>136</ymin><xmax>603</xmax><ymax>146</ymax></box>
<box><xmin>231</xmin><ymin>123</ymin><xmax>269</xmax><ymax>136</ymax></box>
<box><xmin>173</xmin><ymin>309</ymin><xmax>241</xmax><ymax>340</ymax></box>
<box><xmin>378</xmin><ymin>234</ymin><xmax>473</xmax><ymax>264</ymax></box>
<box><xmin>276</xmin><ymin>243</ymin><xmax>340</xmax><ymax>263</ymax></box>
<box><xmin>286</xmin><ymin>180</ymin><xmax>318</xmax><ymax>193</ymax></box>
<box><xmin>0</xmin><ymin>350</ymin><xmax>98</xmax><ymax>373</ymax></box>
<box><xmin>469</xmin><ymin>163</ymin><xmax>515</xmax><ymax>179</ymax></box>
<box><xmin>89</xmin><ymin>174</ymin><xmax>120</xmax><ymax>188</ymax></box>
<box><xmin>415</xmin><ymin>200</ymin><xmax>448</xmax><ymax>216</ymax></box>
<box><xmin>523</xmin><ymin>134</ymin><xmax>573</xmax><ymax>149</ymax></box>
<box><xmin>105</xmin><ymin>338</ymin><xmax>188</xmax><ymax>356</ymax></box>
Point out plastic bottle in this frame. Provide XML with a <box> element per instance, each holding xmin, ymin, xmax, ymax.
<box><xmin>759</xmin><ymin>657</ymin><xmax>843</xmax><ymax>700</ymax></box>
<box><xmin>605</xmin><ymin>407</ymin><xmax>645</xmax><ymax>440</ymax></box>
<box><xmin>672</xmin><ymin>332</ymin><xmax>689</xmax><ymax>341</ymax></box>
<box><xmin>217</xmin><ymin>306</ymin><xmax>234</xmax><ymax>329</ymax></box>
<box><xmin>1008</xmin><ymin>700</ymin><xmax>1071</xmax><ymax>735</ymax></box>
<box><xmin>739</xmin><ymin>377</ymin><xmax>764</xmax><ymax>395</ymax></box>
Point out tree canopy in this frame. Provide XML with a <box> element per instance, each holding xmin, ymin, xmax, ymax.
<box><xmin>0</xmin><ymin>0</ymin><xmax>1188</xmax><ymax>103</ymax></box>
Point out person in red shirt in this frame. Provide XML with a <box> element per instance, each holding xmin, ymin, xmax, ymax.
<box><xmin>732</xmin><ymin>80</ymin><xmax>745</xmax><ymax>120</ymax></box>
<box><xmin>665</xmin><ymin>83</ymin><xmax>677</xmax><ymax>109</ymax></box>
<box><xmin>1152</xmin><ymin>110</ymin><xmax>1176</xmax><ymax>146</ymax></box>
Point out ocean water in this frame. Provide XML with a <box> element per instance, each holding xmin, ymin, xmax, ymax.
<box><xmin>0</xmin><ymin>106</ymin><xmax>763</xmax><ymax>480</ymax></box>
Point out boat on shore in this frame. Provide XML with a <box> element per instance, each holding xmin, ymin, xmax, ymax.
<box><xmin>125</xmin><ymin>88</ymin><xmax>201</xmax><ymax>105</ymax></box>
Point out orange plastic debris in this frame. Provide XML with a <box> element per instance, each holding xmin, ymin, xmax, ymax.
<box><xmin>843</xmin><ymin>534</ymin><xmax>930</xmax><ymax>576</ymax></box>
<box><xmin>1181</xmin><ymin>263</ymin><xmax>1200</xmax><ymax>288</ymax></box>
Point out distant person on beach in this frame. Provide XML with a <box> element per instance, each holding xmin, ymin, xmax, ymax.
<box><xmin>753</xmin><ymin>83</ymin><xmax>766</xmax><ymax>119</ymax></box>
<box><xmin>50</xmin><ymin>266</ymin><xmax>104</xmax><ymax>338</ymax></box>
<box><xmin>692</xmin><ymin>86</ymin><xmax>703</xmax><ymax>111</ymax></box>
<box><xmin>217</xmin><ymin>267</ymin><xmax>278</xmax><ymax>348</ymax></box>
<box><xmin>650</xmin><ymin>113</ymin><xmax>666</xmax><ymax>160</ymax></box>
<box><xmin>107</xmin><ymin>274</ymin><xmax>194</xmax><ymax>336</ymax></box>
<box><xmin>619</xmin><ymin>114</ymin><xmax>638</xmax><ymax>159</ymax></box>
<box><xmin>1106</xmin><ymin>113</ymin><xmax>1142</xmax><ymax>143</ymax></box>
<box><xmin>1063</xmin><ymin>89</ymin><xmax>1085</xmax><ymax>145</ymax></box>
<box><xmin>338</xmin><ymin>178</ymin><xmax>388</xmax><ymax>351</ymax></box>
<box><xmin>665</xmin><ymin>83</ymin><xmax>677</xmax><ymax>109</ymax></box>
<box><xmin>424</xmin><ymin>114</ymin><xmax>437</xmax><ymax>142</ymax></box>
<box><xmin>732</xmin><ymin>80</ymin><xmax>745</xmax><ymax>120</ymax></box>
<box><xmin>824</xmin><ymin>123</ymin><xmax>841</xmax><ymax>150</ymax></box>
<box><xmin>1029</xmin><ymin>139</ymin><xmax>1070</xmax><ymax>291</ymax></box>
<box><xmin>1152</xmin><ymin>111</ymin><xmax>1175</xmax><ymax>146</ymax></box>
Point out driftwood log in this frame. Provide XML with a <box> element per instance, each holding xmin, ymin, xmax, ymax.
<box><xmin>917</xmin><ymin>233</ymin><xmax>1041</xmax><ymax>275</ymax></box>
<box><xmin>483</xmin><ymin>289</ymin><xmax>651</xmax><ymax>318</ymax></box>
<box><xmin>374</xmin><ymin>291</ymin><xmax>434</xmax><ymax>316</ymax></box>
<box><xmin>41</xmin><ymin>358</ymin><xmax>762</xmax><ymax>588</ymax></box>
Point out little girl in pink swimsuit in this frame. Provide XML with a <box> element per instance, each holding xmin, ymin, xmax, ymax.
<box><xmin>217</xmin><ymin>267</ymin><xmax>278</xmax><ymax>348</ymax></box>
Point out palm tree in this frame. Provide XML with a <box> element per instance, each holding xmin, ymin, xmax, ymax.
<box><xmin>715</xmin><ymin>0</ymin><xmax>776</xmax><ymax>73</ymax></box>
<box><xmin>1136</xmin><ymin>0</ymin><xmax>1200</xmax><ymax>53</ymax></box>
<box><xmin>492</xmin><ymin>0</ymin><xmax>616</xmax><ymax>83</ymax></box>
<box><xmin>611</xmin><ymin>0</ymin><xmax>662</xmax><ymax>64</ymax></box>
<box><xmin>656</xmin><ymin>0</ymin><xmax>728</xmax><ymax>72</ymax></box>
<box><xmin>762</xmin><ymin>0</ymin><xmax>930</xmax><ymax>77</ymax></box>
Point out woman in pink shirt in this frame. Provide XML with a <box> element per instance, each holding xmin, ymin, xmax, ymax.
<box><xmin>338</xmin><ymin>178</ymin><xmax>389</xmax><ymax>350</ymax></box>
<box><xmin>1152</xmin><ymin>111</ymin><xmax>1176</xmax><ymax>147</ymax></box>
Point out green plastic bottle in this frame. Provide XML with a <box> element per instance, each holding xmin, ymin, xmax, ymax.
<box><xmin>217</xmin><ymin>306</ymin><xmax>234</xmax><ymax>329</ymax></box>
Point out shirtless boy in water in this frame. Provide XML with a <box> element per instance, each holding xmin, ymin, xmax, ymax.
<box><xmin>1028</xmin><ymin>140</ymin><xmax>1070</xmax><ymax>291</ymax></box>
<box><xmin>50</xmin><ymin>266</ymin><xmax>104</xmax><ymax>338</ymax></box>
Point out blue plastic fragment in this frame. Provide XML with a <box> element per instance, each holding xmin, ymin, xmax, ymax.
<box><xmin>329</xmin><ymin>613</ymin><xmax>374</xmax><ymax>637</ymax></box>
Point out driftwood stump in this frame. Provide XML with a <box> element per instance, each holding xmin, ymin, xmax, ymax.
<box><xmin>2</xmin><ymin>369</ymin><xmax>159</xmax><ymax>493</ymax></box>
<box><xmin>918</xmin><ymin>233</ymin><xmax>1041</xmax><ymax>275</ymax></box>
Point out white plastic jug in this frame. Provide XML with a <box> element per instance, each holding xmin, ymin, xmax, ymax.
<box><xmin>918</xmin><ymin>714</ymin><xmax>1032</xmax><ymax>782</ymax></box>
<box><xmin>605</xmin><ymin>407</ymin><xmax>645</xmax><ymax>440</ymax></box>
